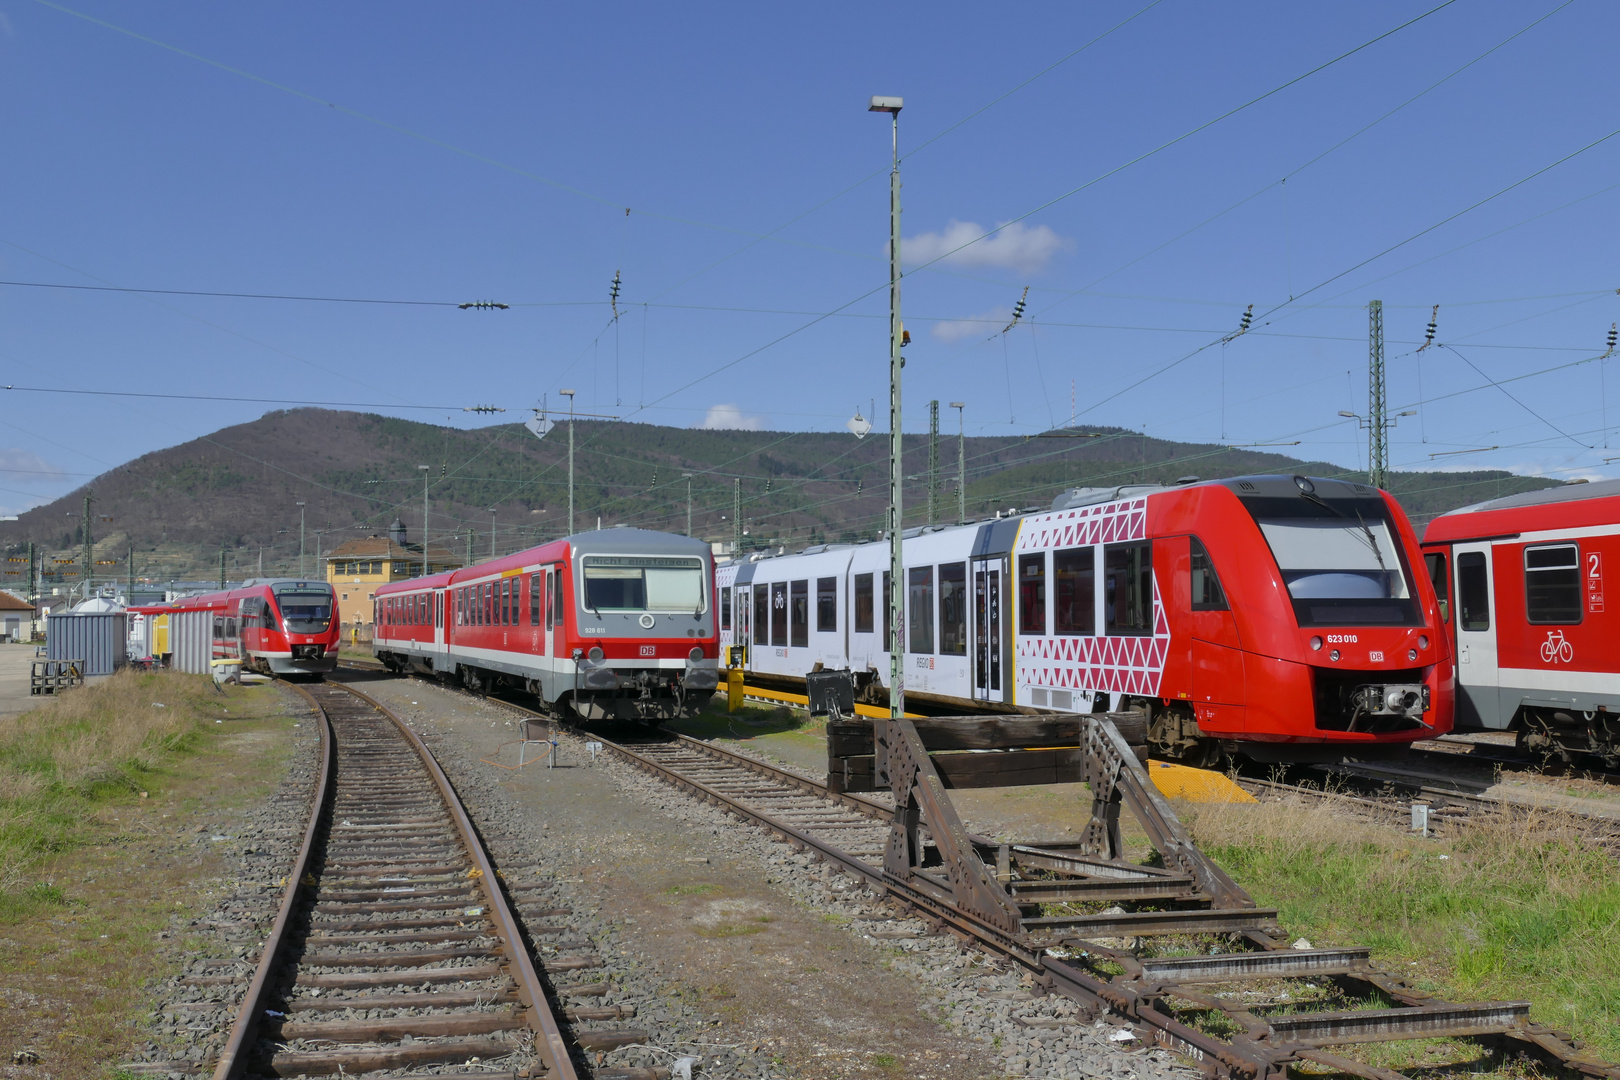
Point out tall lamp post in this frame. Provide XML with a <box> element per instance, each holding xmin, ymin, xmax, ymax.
<box><xmin>950</xmin><ymin>402</ymin><xmax>966</xmax><ymax>525</ymax></box>
<box><xmin>297</xmin><ymin>502</ymin><xmax>307</xmax><ymax>579</ymax></box>
<box><xmin>682</xmin><ymin>473</ymin><xmax>694</xmax><ymax>536</ymax></box>
<box><xmin>870</xmin><ymin>93</ymin><xmax>905</xmax><ymax>720</ymax></box>
<box><xmin>560</xmin><ymin>389</ymin><xmax>576</xmax><ymax>536</ymax></box>
<box><xmin>418</xmin><ymin>465</ymin><xmax>431</xmax><ymax>574</ymax></box>
<box><xmin>488</xmin><ymin>508</ymin><xmax>498</xmax><ymax>560</ymax></box>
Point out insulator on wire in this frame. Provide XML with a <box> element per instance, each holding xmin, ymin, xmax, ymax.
<box><xmin>1606</xmin><ymin>322</ymin><xmax>1617</xmax><ymax>359</ymax></box>
<box><xmin>1221</xmin><ymin>304</ymin><xmax>1254</xmax><ymax>344</ymax></box>
<box><xmin>610</xmin><ymin>270</ymin><xmax>623</xmax><ymax>319</ymax></box>
<box><xmin>1417</xmin><ymin>305</ymin><xmax>1439</xmax><ymax>352</ymax></box>
<box><xmin>998</xmin><ymin>286</ymin><xmax>1032</xmax><ymax>336</ymax></box>
<box><xmin>458</xmin><ymin>301</ymin><xmax>509</xmax><ymax>310</ymax></box>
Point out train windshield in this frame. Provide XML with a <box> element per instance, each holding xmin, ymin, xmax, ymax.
<box><xmin>1244</xmin><ymin>496</ymin><xmax>1421</xmax><ymax>627</ymax></box>
<box><xmin>582</xmin><ymin>555</ymin><xmax>706</xmax><ymax>614</ymax></box>
<box><xmin>272</xmin><ymin>584</ymin><xmax>335</xmax><ymax>632</ymax></box>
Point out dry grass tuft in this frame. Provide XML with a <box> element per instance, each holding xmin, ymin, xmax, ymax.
<box><xmin>0</xmin><ymin>669</ymin><xmax>217</xmax><ymax>906</ymax></box>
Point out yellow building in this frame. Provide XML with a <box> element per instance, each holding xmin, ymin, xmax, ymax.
<box><xmin>325</xmin><ymin>519</ymin><xmax>461</xmax><ymax>639</ymax></box>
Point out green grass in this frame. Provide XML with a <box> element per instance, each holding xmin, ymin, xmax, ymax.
<box><xmin>0</xmin><ymin>670</ymin><xmax>225</xmax><ymax>915</ymax></box>
<box><xmin>1184</xmin><ymin>797</ymin><xmax>1620</xmax><ymax>1060</ymax></box>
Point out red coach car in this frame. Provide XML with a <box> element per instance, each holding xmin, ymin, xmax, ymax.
<box><xmin>1422</xmin><ymin>478</ymin><xmax>1620</xmax><ymax>767</ymax></box>
<box><xmin>373</xmin><ymin>527</ymin><xmax>720</xmax><ymax>723</ymax></box>
<box><xmin>149</xmin><ymin>579</ymin><xmax>340</xmax><ymax>677</ymax></box>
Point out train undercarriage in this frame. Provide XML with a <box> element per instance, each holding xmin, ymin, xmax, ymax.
<box><xmin>1515</xmin><ymin>705</ymin><xmax>1620</xmax><ymax>770</ymax></box>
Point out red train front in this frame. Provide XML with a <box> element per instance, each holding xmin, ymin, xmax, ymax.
<box><xmin>155</xmin><ymin>578</ymin><xmax>340</xmax><ymax>677</ymax></box>
<box><xmin>1015</xmin><ymin>474</ymin><xmax>1452</xmax><ymax>762</ymax></box>
<box><xmin>373</xmin><ymin>527</ymin><xmax>720</xmax><ymax>723</ymax></box>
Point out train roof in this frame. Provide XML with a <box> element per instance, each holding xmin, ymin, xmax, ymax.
<box><xmin>379</xmin><ymin>527</ymin><xmax>711</xmax><ymax>593</ymax></box>
<box><xmin>1424</xmin><ymin>478</ymin><xmax>1620</xmax><ymax>544</ymax></box>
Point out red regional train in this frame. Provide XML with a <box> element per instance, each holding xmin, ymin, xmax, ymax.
<box><xmin>721</xmin><ymin>474</ymin><xmax>1451</xmax><ymax>763</ymax></box>
<box><xmin>1422</xmin><ymin>477</ymin><xmax>1620</xmax><ymax>767</ymax></box>
<box><xmin>140</xmin><ymin>579</ymin><xmax>340</xmax><ymax>677</ymax></box>
<box><xmin>373</xmin><ymin>527</ymin><xmax>720</xmax><ymax>722</ymax></box>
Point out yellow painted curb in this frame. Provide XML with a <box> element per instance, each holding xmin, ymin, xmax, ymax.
<box><xmin>737</xmin><ymin>681</ymin><xmax>922</xmax><ymax>720</ymax></box>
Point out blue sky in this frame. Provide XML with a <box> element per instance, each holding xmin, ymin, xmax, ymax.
<box><xmin>3</xmin><ymin>0</ymin><xmax>1619</xmax><ymax>515</ymax></box>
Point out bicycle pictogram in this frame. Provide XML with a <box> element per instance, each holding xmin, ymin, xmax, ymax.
<box><xmin>1540</xmin><ymin>629</ymin><xmax>1574</xmax><ymax>664</ymax></box>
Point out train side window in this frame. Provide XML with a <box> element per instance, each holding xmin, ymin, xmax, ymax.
<box><xmin>908</xmin><ymin>566</ymin><xmax>934</xmax><ymax>654</ymax></box>
<box><xmin>770</xmin><ymin>582</ymin><xmax>789</xmax><ymax>645</ymax></box>
<box><xmin>544</xmin><ymin>573</ymin><xmax>554</xmax><ymax>630</ymax></box>
<box><xmin>553</xmin><ymin>568</ymin><xmax>565</xmax><ymax>626</ymax></box>
<box><xmin>790</xmin><ymin>580</ymin><xmax>809</xmax><ymax>648</ymax></box>
<box><xmin>1018</xmin><ymin>553</ymin><xmax>1047</xmax><ymax>635</ymax></box>
<box><xmin>530</xmin><ymin>573</ymin><xmax>541</xmax><ymax>626</ymax></box>
<box><xmin>1189</xmin><ymin>537</ymin><xmax>1228</xmax><ymax>612</ymax></box>
<box><xmin>720</xmin><ymin>587</ymin><xmax>732</xmax><ymax>631</ymax></box>
<box><xmin>1105</xmin><ymin>542</ymin><xmax>1153</xmax><ymax>635</ymax></box>
<box><xmin>817</xmin><ymin>577</ymin><xmax>837</xmax><ymax>633</ymax></box>
<box><xmin>854</xmin><ymin>574</ymin><xmax>874</xmax><ymax>633</ymax></box>
<box><xmin>939</xmin><ymin>562</ymin><xmax>967</xmax><ymax>655</ymax></box>
<box><xmin>1525</xmin><ymin>544</ymin><xmax>1581</xmax><ymax>624</ymax></box>
<box><xmin>1457</xmin><ymin>552</ymin><xmax>1490</xmax><ymax>631</ymax></box>
<box><xmin>1424</xmin><ymin>553</ymin><xmax>1449</xmax><ymax>623</ymax></box>
<box><xmin>754</xmin><ymin>584</ymin><xmax>770</xmax><ymax>645</ymax></box>
<box><xmin>883</xmin><ymin>570</ymin><xmax>892</xmax><ymax>648</ymax></box>
<box><xmin>1054</xmin><ymin>548</ymin><xmax>1095</xmax><ymax>635</ymax></box>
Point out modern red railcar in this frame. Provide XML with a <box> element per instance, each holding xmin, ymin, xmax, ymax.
<box><xmin>373</xmin><ymin>527</ymin><xmax>719</xmax><ymax>722</ymax></box>
<box><xmin>154</xmin><ymin>579</ymin><xmax>340</xmax><ymax>677</ymax></box>
<box><xmin>723</xmin><ymin>474</ymin><xmax>1451</xmax><ymax>762</ymax></box>
<box><xmin>1422</xmin><ymin>478</ymin><xmax>1620</xmax><ymax>766</ymax></box>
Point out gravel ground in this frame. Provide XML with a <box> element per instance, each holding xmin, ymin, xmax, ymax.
<box><xmin>357</xmin><ymin>673</ymin><xmax>1200</xmax><ymax>1080</ymax></box>
<box><xmin>120</xmin><ymin>689</ymin><xmax>322</xmax><ymax>1076</ymax></box>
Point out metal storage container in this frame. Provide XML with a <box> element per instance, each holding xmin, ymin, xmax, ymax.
<box><xmin>46</xmin><ymin>611</ymin><xmax>129</xmax><ymax>675</ymax></box>
<box><xmin>169</xmin><ymin>609</ymin><xmax>213</xmax><ymax>674</ymax></box>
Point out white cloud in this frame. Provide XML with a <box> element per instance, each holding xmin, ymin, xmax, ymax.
<box><xmin>695</xmin><ymin>404</ymin><xmax>766</xmax><ymax>431</ymax></box>
<box><xmin>899</xmin><ymin>219</ymin><xmax>1072</xmax><ymax>274</ymax></box>
<box><xmin>0</xmin><ymin>448</ymin><xmax>65</xmax><ymax>484</ymax></box>
<box><xmin>930</xmin><ymin>306</ymin><xmax>1012</xmax><ymax>344</ymax></box>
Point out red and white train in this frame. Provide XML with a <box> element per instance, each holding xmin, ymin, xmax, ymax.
<box><xmin>136</xmin><ymin>579</ymin><xmax>341</xmax><ymax>677</ymax></box>
<box><xmin>1422</xmin><ymin>478</ymin><xmax>1620</xmax><ymax>767</ymax></box>
<box><xmin>373</xmin><ymin>527</ymin><xmax>720</xmax><ymax>722</ymax></box>
<box><xmin>720</xmin><ymin>474</ymin><xmax>1451</xmax><ymax>762</ymax></box>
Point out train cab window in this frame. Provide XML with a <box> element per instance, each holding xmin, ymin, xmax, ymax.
<box><xmin>908</xmin><ymin>566</ymin><xmax>934</xmax><ymax>654</ymax></box>
<box><xmin>1189</xmin><ymin>537</ymin><xmax>1228</xmax><ymax>611</ymax></box>
<box><xmin>721</xmin><ymin>587</ymin><xmax>732</xmax><ymax>631</ymax></box>
<box><xmin>1053</xmin><ymin>548</ymin><xmax>1096</xmax><ymax>635</ymax></box>
<box><xmin>763</xmin><ymin>582</ymin><xmax>783</xmax><ymax>646</ymax></box>
<box><xmin>1018</xmin><ymin>553</ymin><xmax>1047</xmax><ymax>635</ymax></box>
<box><xmin>939</xmin><ymin>562</ymin><xmax>967</xmax><ymax>655</ymax></box>
<box><xmin>754</xmin><ymin>584</ymin><xmax>770</xmax><ymax>645</ymax></box>
<box><xmin>817</xmin><ymin>577</ymin><xmax>837</xmax><ymax>633</ymax></box>
<box><xmin>790</xmin><ymin>580</ymin><xmax>809</xmax><ymax>648</ymax></box>
<box><xmin>1424</xmin><ymin>553</ymin><xmax>1449</xmax><ymax>623</ymax></box>
<box><xmin>1526</xmin><ymin>544</ymin><xmax>1581</xmax><ymax>624</ymax></box>
<box><xmin>1105</xmin><ymin>542</ymin><xmax>1153</xmax><ymax>636</ymax></box>
<box><xmin>1457</xmin><ymin>552</ymin><xmax>1490</xmax><ymax>631</ymax></box>
<box><xmin>854</xmin><ymin>573</ymin><xmax>874</xmax><ymax>634</ymax></box>
<box><xmin>530</xmin><ymin>573</ymin><xmax>541</xmax><ymax>626</ymax></box>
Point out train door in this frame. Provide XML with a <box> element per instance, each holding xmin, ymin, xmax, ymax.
<box><xmin>433</xmin><ymin>590</ymin><xmax>445</xmax><ymax>658</ymax></box>
<box><xmin>1452</xmin><ymin>544</ymin><xmax>1503</xmax><ymax>729</ymax></box>
<box><xmin>1183</xmin><ymin>536</ymin><xmax>1245</xmax><ymax>723</ymax></box>
<box><xmin>972</xmin><ymin>557</ymin><xmax>1004</xmax><ymax>703</ymax></box>
<box><xmin>549</xmin><ymin>566</ymin><xmax>565</xmax><ymax>662</ymax></box>
<box><xmin>734</xmin><ymin>584</ymin><xmax>751</xmax><ymax>663</ymax></box>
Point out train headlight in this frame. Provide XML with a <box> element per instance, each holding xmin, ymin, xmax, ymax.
<box><xmin>1329</xmin><ymin>649</ymin><xmax>1340</xmax><ymax>662</ymax></box>
<box><xmin>688</xmin><ymin>646</ymin><xmax>703</xmax><ymax>662</ymax></box>
<box><xmin>1408</xmin><ymin>649</ymin><xmax>1418</xmax><ymax>662</ymax></box>
<box><xmin>1417</xmin><ymin>635</ymin><xmax>1429</xmax><ymax>650</ymax></box>
<box><xmin>1309</xmin><ymin>636</ymin><xmax>1323</xmax><ymax>651</ymax></box>
<box><xmin>588</xmin><ymin>646</ymin><xmax>604</xmax><ymax>663</ymax></box>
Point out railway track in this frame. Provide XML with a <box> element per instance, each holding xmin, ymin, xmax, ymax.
<box><xmin>208</xmin><ymin>680</ymin><xmax>589</xmax><ymax>1079</ymax></box>
<box><xmin>453</xmin><ymin>688</ymin><xmax>1617</xmax><ymax>1080</ymax></box>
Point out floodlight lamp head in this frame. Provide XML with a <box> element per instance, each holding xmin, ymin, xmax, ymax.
<box><xmin>846</xmin><ymin>412</ymin><xmax>873</xmax><ymax>440</ymax></box>
<box><xmin>1338</xmin><ymin>411</ymin><xmax>1356</xmax><ymax>418</ymax></box>
<box><xmin>868</xmin><ymin>95</ymin><xmax>903</xmax><ymax>113</ymax></box>
<box><xmin>559</xmin><ymin>388</ymin><xmax>576</xmax><ymax>397</ymax></box>
<box><xmin>949</xmin><ymin>401</ymin><xmax>965</xmax><ymax>409</ymax></box>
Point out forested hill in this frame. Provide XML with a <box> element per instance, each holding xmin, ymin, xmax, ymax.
<box><xmin>0</xmin><ymin>407</ymin><xmax>1559</xmax><ymax>583</ymax></box>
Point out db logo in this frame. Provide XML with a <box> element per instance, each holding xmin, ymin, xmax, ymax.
<box><xmin>639</xmin><ymin>645</ymin><xmax>656</xmax><ymax>658</ymax></box>
<box><xmin>1540</xmin><ymin>630</ymin><xmax>1573</xmax><ymax>664</ymax></box>
<box><xmin>1369</xmin><ymin>651</ymin><xmax>1384</xmax><ymax>663</ymax></box>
